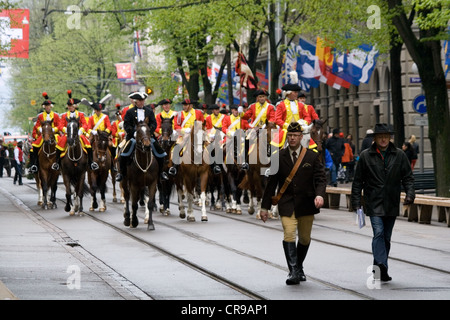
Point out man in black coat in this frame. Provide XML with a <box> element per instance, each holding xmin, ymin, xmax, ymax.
<box><xmin>326</xmin><ymin>128</ymin><xmax>345</xmax><ymax>186</ymax></box>
<box><xmin>351</xmin><ymin>123</ymin><xmax>415</xmax><ymax>281</ymax></box>
<box><xmin>116</xmin><ymin>92</ymin><xmax>164</xmax><ymax>182</ymax></box>
<box><xmin>260</xmin><ymin>122</ymin><xmax>327</xmax><ymax>285</ymax></box>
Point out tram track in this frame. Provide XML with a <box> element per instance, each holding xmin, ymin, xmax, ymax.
<box><xmin>14</xmin><ymin>180</ymin><xmax>450</xmax><ymax>300</ymax></box>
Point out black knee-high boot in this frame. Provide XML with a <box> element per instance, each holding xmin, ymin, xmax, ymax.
<box><xmin>116</xmin><ymin>155</ymin><xmax>127</xmax><ymax>182</ymax></box>
<box><xmin>29</xmin><ymin>148</ymin><xmax>39</xmax><ymax>173</ymax></box>
<box><xmin>87</xmin><ymin>148</ymin><xmax>99</xmax><ymax>170</ymax></box>
<box><xmin>52</xmin><ymin>149</ymin><xmax>62</xmax><ymax>171</ymax></box>
<box><xmin>297</xmin><ymin>242</ymin><xmax>310</xmax><ymax>281</ymax></box>
<box><xmin>283</xmin><ymin>241</ymin><xmax>301</xmax><ymax>285</ymax></box>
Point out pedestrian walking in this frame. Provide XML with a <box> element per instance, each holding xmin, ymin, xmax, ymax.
<box><xmin>351</xmin><ymin>123</ymin><xmax>415</xmax><ymax>282</ymax></box>
<box><xmin>402</xmin><ymin>141</ymin><xmax>417</xmax><ymax>170</ymax></box>
<box><xmin>260</xmin><ymin>122</ymin><xmax>327</xmax><ymax>285</ymax></box>
<box><xmin>13</xmin><ymin>141</ymin><xmax>24</xmax><ymax>185</ymax></box>
<box><xmin>360</xmin><ymin>128</ymin><xmax>374</xmax><ymax>152</ymax></box>
<box><xmin>408</xmin><ymin>135</ymin><xmax>419</xmax><ymax>170</ymax></box>
<box><xmin>0</xmin><ymin>138</ymin><xmax>7</xmax><ymax>178</ymax></box>
<box><xmin>341</xmin><ymin>135</ymin><xmax>354</xmax><ymax>183</ymax></box>
<box><xmin>326</xmin><ymin>128</ymin><xmax>345</xmax><ymax>186</ymax></box>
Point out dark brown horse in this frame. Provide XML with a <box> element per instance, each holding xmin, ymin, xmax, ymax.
<box><xmin>157</xmin><ymin>116</ymin><xmax>175</xmax><ymax>216</ymax></box>
<box><xmin>88</xmin><ymin>130</ymin><xmax>111</xmax><ymax>212</ymax></box>
<box><xmin>38</xmin><ymin>120</ymin><xmax>60</xmax><ymax>209</ymax></box>
<box><xmin>61</xmin><ymin>119</ymin><xmax>89</xmax><ymax>215</ymax></box>
<box><xmin>122</xmin><ymin>121</ymin><xmax>159</xmax><ymax>229</ymax></box>
<box><xmin>173</xmin><ymin>121</ymin><xmax>210</xmax><ymax>222</ymax></box>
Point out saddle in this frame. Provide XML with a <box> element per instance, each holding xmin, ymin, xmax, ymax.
<box><xmin>119</xmin><ymin>138</ymin><xmax>167</xmax><ymax>158</ymax></box>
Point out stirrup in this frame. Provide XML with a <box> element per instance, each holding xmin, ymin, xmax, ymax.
<box><xmin>116</xmin><ymin>173</ymin><xmax>124</xmax><ymax>182</ymax></box>
<box><xmin>161</xmin><ymin>172</ymin><xmax>169</xmax><ymax>181</ymax></box>
<box><xmin>30</xmin><ymin>165</ymin><xmax>38</xmax><ymax>173</ymax></box>
<box><xmin>168</xmin><ymin>167</ymin><xmax>177</xmax><ymax>176</ymax></box>
<box><xmin>51</xmin><ymin>163</ymin><xmax>60</xmax><ymax>171</ymax></box>
<box><xmin>90</xmin><ymin>162</ymin><xmax>99</xmax><ymax>171</ymax></box>
<box><xmin>241</xmin><ymin>162</ymin><xmax>249</xmax><ymax>171</ymax></box>
<box><xmin>213</xmin><ymin>165</ymin><xmax>221</xmax><ymax>174</ymax></box>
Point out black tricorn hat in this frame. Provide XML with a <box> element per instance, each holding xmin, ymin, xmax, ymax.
<box><xmin>373</xmin><ymin>123</ymin><xmax>395</xmax><ymax>135</ymax></box>
<box><xmin>91</xmin><ymin>102</ymin><xmax>104</xmax><ymax>111</ymax></box>
<box><xmin>158</xmin><ymin>98</ymin><xmax>172</xmax><ymax>106</ymax></box>
<box><xmin>281</xmin><ymin>83</ymin><xmax>301</xmax><ymax>92</ymax></box>
<box><xmin>128</xmin><ymin>92</ymin><xmax>148</xmax><ymax>100</ymax></box>
<box><xmin>253</xmin><ymin>89</ymin><xmax>269</xmax><ymax>97</ymax></box>
<box><xmin>66</xmin><ymin>90</ymin><xmax>81</xmax><ymax>106</ymax></box>
<box><xmin>287</xmin><ymin>122</ymin><xmax>303</xmax><ymax>133</ymax></box>
<box><xmin>181</xmin><ymin>98</ymin><xmax>197</xmax><ymax>105</ymax></box>
<box><xmin>208</xmin><ymin>104</ymin><xmax>220</xmax><ymax>110</ymax></box>
<box><xmin>41</xmin><ymin>92</ymin><xmax>55</xmax><ymax>106</ymax></box>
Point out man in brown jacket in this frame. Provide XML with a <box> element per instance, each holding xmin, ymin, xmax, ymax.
<box><xmin>260</xmin><ymin>122</ymin><xmax>327</xmax><ymax>285</ymax></box>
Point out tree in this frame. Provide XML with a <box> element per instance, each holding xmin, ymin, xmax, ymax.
<box><xmin>387</xmin><ymin>0</ymin><xmax>450</xmax><ymax>197</ymax></box>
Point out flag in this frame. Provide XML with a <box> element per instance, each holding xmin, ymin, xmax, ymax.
<box><xmin>133</xmin><ymin>30</ymin><xmax>142</xmax><ymax>59</ymax></box>
<box><xmin>0</xmin><ymin>9</ymin><xmax>29</xmax><ymax>59</ymax></box>
<box><xmin>115</xmin><ymin>63</ymin><xmax>134</xmax><ymax>81</ymax></box>
<box><xmin>235</xmin><ymin>52</ymin><xmax>257</xmax><ymax>90</ymax></box>
<box><xmin>444</xmin><ymin>39</ymin><xmax>450</xmax><ymax>78</ymax></box>
<box><xmin>332</xmin><ymin>43</ymin><xmax>378</xmax><ymax>86</ymax></box>
<box><xmin>315</xmin><ymin>37</ymin><xmax>351</xmax><ymax>90</ymax></box>
<box><xmin>296</xmin><ymin>39</ymin><xmax>321</xmax><ymax>90</ymax></box>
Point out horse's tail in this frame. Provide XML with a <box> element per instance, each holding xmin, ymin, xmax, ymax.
<box><xmin>69</xmin><ymin>178</ymin><xmax>90</xmax><ymax>196</ymax></box>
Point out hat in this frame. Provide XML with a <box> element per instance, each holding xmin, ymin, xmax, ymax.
<box><xmin>281</xmin><ymin>83</ymin><xmax>301</xmax><ymax>92</ymax></box>
<box><xmin>128</xmin><ymin>92</ymin><xmax>148</xmax><ymax>100</ymax></box>
<box><xmin>366</xmin><ymin>129</ymin><xmax>374</xmax><ymax>135</ymax></box>
<box><xmin>181</xmin><ymin>98</ymin><xmax>197</xmax><ymax>105</ymax></box>
<box><xmin>332</xmin><ymin>128</ymin><xmax>340</xmax><ymax>135</ymax></box>
<box><xmin>253</xmin><ymin>89</ymin><xmax>269</xmax><ymax>97</ymax></box>
<box><xmin>373</xmin><ymin>123</ymin><xmax>395</xmax><ymax>135</ymax></box>
<box><xmin>298</xmin><ymin>92</ymin><xmax>306</xmax><ymax>98</ymax></box>
<box><xmin>229</xmin><ymin>104</ymin><xmax>238</xmax><ymax>110</ymax></box>
<box><xmin>208</xmin><ymin>104</ymin><xmax>219</xmax><ymax>110</ymax></box>
<box><xmin>158</xmin><ymin>98</ymin><xmax>172</xmax><ymax>106</ymax></box>
<box><xmin>287</xmin><ymin>122</ymin><xmax>303</xmax><ymax>133</ymax></box>
<box><xmin>41</xmin><ymin>92</ymin><xmax>55</xmax><ymax>106</ymax></box>
<box><xmin>91</xmin><ymin>102</ymin><xmax>104</xmax><ymax>111</ymax></box>
<box><xmin>66</xmin><ymin>90</ymin><xmax>81</xmax><ymax>106</ymax></box>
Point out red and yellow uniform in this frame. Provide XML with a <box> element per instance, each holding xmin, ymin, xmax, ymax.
<box><xmin>56</xmin><ymin>110</ymin><xmax>92</xmax><ymax>155</ymax></box>
<box><xmin>298</xmin><ymin>102</ymin><xmax>319</xmax><ymax>125</ymax></box>
<box><xmin>175</xmin><ymin>108</ymin><xmax>204</xmax><ymax>133</ymax></box>
<box><xmin>87</xmin><ymin>112</ymin><xmax>112</xmax><ymax>135</ymax></box>
<box><xmin>110</xmin><ymin>119</ymin><xmax>125</xmax><ymax>148</ymax></box>
<box><xmin>241</xmin><ymin>101</ymin><xmax>275</xmax><ymax>129</ymax></box>
<box><xmin>155</xmin><ymin>109</ymin><xmax>177</xmax><ymax>136</ymax></box>
<box><xmin>31</xmin><ymin>110</ymin><xmax>62</xmax><ymax>148</ymax></box>
<box><xmin>222</xmin><ymin>113</ymin><xmax>249</xmax><ymax>135</ymax></box>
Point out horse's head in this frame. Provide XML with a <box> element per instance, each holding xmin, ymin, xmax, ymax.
<box><xmin>310</xmin><ymin>118</ymin><xmax>327</xmax><ymax>153</ymax></box>
<box><xmin>161</xmin><ymin>116</ymin><xmax>174</xmax><ymax>149</ymax></box>
<box><xmin>136</xmin><ymin>121</ymin><xmax>152</xmax><ymax>152</ymax></box>
<box><xmin>66</xmin><ymin>119</ymin><xmax>79</xmax><ymax>147</ymax></box>
<box><xmin>41</xmin><ymin>120</ymin><xmax>55</xmax><ymax>144</ymax></box>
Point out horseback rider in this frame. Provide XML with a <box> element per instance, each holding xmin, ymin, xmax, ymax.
<box><xmin>116</xmin><ymin>91</ymin><xmax>166</xmax><ymax>182</ymax></box>
<box><xmin>29</xmin><ymin>92</ymin><xmax>62</xmax><ymax>174</ymax></box>
<box><xmin>205</xmin><ymin>104</ymin><xmax>225</xmax><ymax>174</ymax></box>
<box><xmin>110</xmin><ymin>104</ymin><xmax>125</xmax><ymax>172</ymax></box>
<box><xmin>297</xmin><ymin>92</ymin><xmax>319</xmax><ymax>125</ymax></box>
<box><xmin>53</xmin><ymin>90</ymin><xmax>98</xmax><ymax>171</ymax></box>
<box><xmin>167</xmin><ymin>98</ymin><xmax>204</xmax><ymax>176</ymax></box>
<box><xmin>154</xmin><ymin>98</ymin><xmax>177</xmax><ymax>139</ymax></box>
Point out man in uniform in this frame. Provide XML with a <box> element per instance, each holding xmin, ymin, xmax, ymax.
<box><xmin>205</xmin><ymin>104</ymin><xmax>226</xmax><ymax>174</ymax></box>
<box><xmin>154</xmin><ymin>98</ymin><xmax>177</xmax><ymax>138</ymax></box>
<box><xmin>297</xmin><ymin>92</ymin><xmax>319</xmax><ymax>125</ymax></box>
<box><xmin>240</xmin><ymin>89</ymin><xmax>275</xmax><ymax>129</ymax></box>
<box><xmin>54</xmin><ymin>90</ymin><xmax>97</xmax><ymax>171</ymax></box>
<box><xmin>29</xmin><ymin>92</ymin><xmax>62</xmax><ymax>174</ymax></box>
<box><xmin>110</xmin><ymin>104</ymin><xmax>125</xmax><ymax>171</ymax></box>
<box><xmin>87</xmin><ymin>102</ymin><xmax>112</xmax><ymax>137</ymax></box>
<box><xmin>168</xmin><ymin>98</ymin><xmax>204</xmax><ymax>176</ymax></box>
<box><xmin>116</xmin><ymin>92</ymin><xmax>165</xmax><ymax>182</ymax></box>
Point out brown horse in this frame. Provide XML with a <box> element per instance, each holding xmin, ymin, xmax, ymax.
<box><xmin>172</xmin><ymin>120</ymin><xmax>210</xmax><ymax>222</ymax></box>
<box><xmin>122</xmin><ymin>121</ymin><xmax>159</xmax><ymax>229</ymax></box>
<box><xmin>239</xmin><ymin>121</ymin><xmax>279</xmax><ymax>218</ymax></box>
<box><xmin>61</xmin><ymin>119</ymin><xmax>89</xmax><ymax>215</ymax></box>
<box><xmin>88</xmin><ymin>130</ymin><xmax>111</xmax><ymax>212</ymax></box>
<box><xmin>37</xmin><ymin>120</ymin><xmax>60</xmax><ymax>209</ymax></box>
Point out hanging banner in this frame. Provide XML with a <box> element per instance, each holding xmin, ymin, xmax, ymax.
<box><xmin>0</xmin><ymin>9</ymin><xmax>30</xmax><ymax>59</ymax></box>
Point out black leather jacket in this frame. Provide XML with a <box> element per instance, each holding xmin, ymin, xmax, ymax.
<box><xmin>351</xmin><ymin>141</ymin><xmax>415</xmax><ymax>217</ymax></box>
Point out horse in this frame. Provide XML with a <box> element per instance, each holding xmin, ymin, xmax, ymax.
<box><xmin>157</xmin><ymin>116</ymin><xmax>176</xmax><ymax>216</ymax></box>
<box><xmin>122</xmin><ymin>121</ymin><xmax>159</xmax><ymax>230</ymax></box>
<box><xmin>37</xmin><ymin>120</ymin><xmax>60</xmax><ymax>209</ymax></box>
<box><xmin>60</xmin><ymin>119</ymin><xmax>90</xmax><ymax>215</ymax></box>
<box><xmin>88</xmin><ymin>130</ymin><xmax>111</xmax><ymax>212</ymax></box>
<box><xmin>173</xmin><ymin>121</ymin><xmax>210</xmax><ymax>222</ymax></box>
<box><xmin>238</xmin><ymin>121</ymin><xmax>278</xmax><ymax>218</ymax></box>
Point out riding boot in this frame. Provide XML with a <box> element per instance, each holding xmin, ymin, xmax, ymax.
<box><xmin>110</xmin><ymin>147</ymin><xmax>118</xmax><ymax>172</ymax></box>
<box><xmin>168</xmin><ymin>164</ymin><xmax>178</xmax><ymax>176</ymax></box>
<box><xmin>282</xmin><ymin>241</ymin><xmax>301</xmax><ymax>285</ymax></box>
<box><xmin>156</xmin><ymin>156</ymin><xmax>168</xmax><ymax>181</ymax></box>
<box><xmin>212</xmin><ymin>163</ymin><xmax>221</xmax><ymax>175</ymax></box>
<box><xmin>51</xmin><ymin>149</ymin><xmax>62</xmax><ymax>171</ymax></box>
<box><xmin>29</xmin><ymin>148</ymin><xmax>39</xmax><ymax>174</ymax></box>
<box><xmin>87</xmin><ymin>148</ymin><xmax>99</xmax><ymax>171</ymax></box>
<box><xmin>297</xmin><ymin>242</ymin><xmax>310</xmax><ymax>281</ymax></box>
<box><xmin>116</xmin><ymin>155</ymin><xmax>127</xmax><ymax>182</ymax></box>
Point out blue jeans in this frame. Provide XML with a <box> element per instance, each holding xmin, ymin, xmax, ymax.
<box><xmin>329</xmin><ymin>163</ymin><xmax>337</xmax><ymax>185</ymax></box>
<box><xmin>369</xmin><ymin>216</ymin><xmax>396</xmax><ymax>268</ymax></box>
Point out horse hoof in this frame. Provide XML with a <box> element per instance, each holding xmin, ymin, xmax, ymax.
<box><xmin>120</xmin><ymin>200</ymin><xmax>125</xmax><ymax>204</ymax></box>
<box><xmin>236</xmin><ymin>210</ymin><xmax>242</xmax><ymax>215</ymax></box>
<box><xmin>147</xmin><ymin>224</ymin><xmax>155</xmax><ymax>231</ymax></box>
<box><xmin>256</xmin><ymin>213</ymin><xmax>261</xmax><ymax>220</ymax></box>
<box><xmin>187</xmin><ymin>216</ymin><xmax>195</xmax><ymax>222</ymax></box>
<box><xmin>159</xmin><ymin>207</ymin><xmax>164</xmax><ymax>213</ymax></box>
<box><xmin>179</xmin><ymin>213</ymin><xmax>186</xmax><ymax>219</ymax></box>
<box><xmin>65</xmin><ymin>204</ymin><xmax>71</xmax><ymax>212</ymax></box>
<box><xmin>248</xmin><ymin>208</ymin><xmax>255</xmax><ymax>215</ymax></box>
<box><xmin>37</xmin><ymin>201</ymin><xmax>43</xmax><ymax>206</ymax></box>
<box><xmin>69</xmin><ymin>211</ymin><xmax>75</xmax><ymax>216</ymax></box>
<box><xmin>113</xmin><ymin>198</ymin><xmax>117</xmax><ymax>203</ymax></box>
<box><xmin>131</xmin><ymin>219</ymin><xmax>139</xmax><ymax>228</ymax></box>
<box><xmin>99</xmin><ymin>208</ymin><xmax>105</xmax><ymax>212</ymax></box>
<box><xmin>123</xmin><ymin>218</ymin><xmax>130</xmax><ymax>227</ymax></box>
<box><xmin>165</xmin><ymin>209</ymin><xmax>170</xmax><ymax>216</ymax></box>
<box><xmin>201</xmin><ymin>216</ymin><xmax>208</xmax><ymax>222</ymax></box>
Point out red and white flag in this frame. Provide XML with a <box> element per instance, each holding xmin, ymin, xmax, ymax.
<box><xmin>235</xmin><ymin>52</ymin><xmax>257</xmax><ymax>90</ymax></box>
<box><xmin>0</xmin><ymin>9</ymin><xmax>30</xmax><ymax>59</ymax></box>
<box><xmin>115</xmin><ymin>63</ymin><xmax>133</xmax><ymax>79</ymax></box>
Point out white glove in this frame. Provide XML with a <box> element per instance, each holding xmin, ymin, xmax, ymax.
<box><xmin>119</xmin><ymin>121</ymin><xmax>124</xmax><ymax>130</ymax></box>
<box><xmin>78</xmin><ymin>129</ymin><xmax>83</xmax><ymax>136</ymax></box>
<box><xmin>91</xmin><ymin>130</ymin><xmax>97</xmax><ymax>135</ymax></box>
<box><xmin>52</xmin><ymin>127</ymin><xmax>58</xmax><ymax>133</ymax></box>
<box><xmin>238</xmin><ymin>106</ymin><xmax>244</xmax><ymax>113</ymax></box>
<box><xmin>184</xmin><ymin>128</ymin><xmax>191</xmax><ymax>134</ymax></box>
<box><xmin>38</xmin><ymin>127</ymin><xmax>42</xmax><ymax>133</ymax></box>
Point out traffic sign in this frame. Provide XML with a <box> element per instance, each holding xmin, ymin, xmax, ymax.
<box><xmin>412</xmin><ymin>94</ymin><xmax>427</xmax><ymax>114</ymax></box>
<box><xmin>414</xmin><ymin>116</ymin><xmax>428</xmax><ymax>126</ymax></box>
